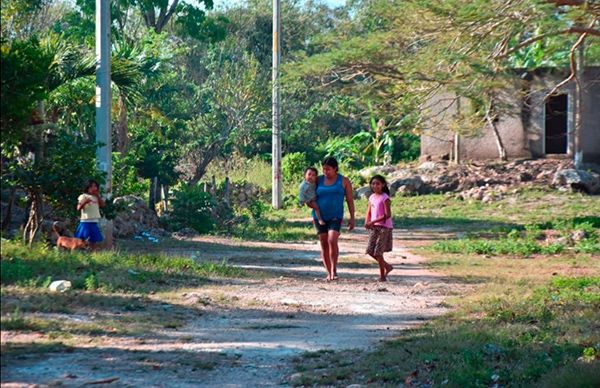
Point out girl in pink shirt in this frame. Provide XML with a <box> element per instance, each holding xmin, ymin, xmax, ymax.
<box><xmin>364</xmin><ymin>175</ymin><xmax>394</xmax><ymax>281</ymax></box>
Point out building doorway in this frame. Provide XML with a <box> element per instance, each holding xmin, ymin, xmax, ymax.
<box><xmin>544</xmin><ymin>94</ymin><xmax>568</xmax><ymax>154</ymax></box>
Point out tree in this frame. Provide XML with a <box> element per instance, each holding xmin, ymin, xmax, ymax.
<box><xmin>176</xmin><ymin>45</ymin><xmax>268</xmax><ymax>185</ymax></box>
<box><xmin>1</xmin><ymin>28</ymin><xmax>158</xmax><ymax>241</ymax></box>
<box><xmin>288</xmin><ymin>0</ymin><xmax>599</xmax><ymax>162</ymax></box>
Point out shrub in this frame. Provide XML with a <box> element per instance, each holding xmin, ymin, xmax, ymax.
<box><xmin>282</xmin><ymin>152</ymin><xmax>309</xmax><ymax>183</ymax></box>
<box><xmin>169</xmin><ymin>184</ymin><xmax>215</xmax><ymax>233</ymax></box>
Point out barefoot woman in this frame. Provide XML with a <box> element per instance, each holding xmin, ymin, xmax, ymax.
<box><xmin>313</xmin><ymin>157</ymin><xmax>355</xmax><ymax>281</ymax></box>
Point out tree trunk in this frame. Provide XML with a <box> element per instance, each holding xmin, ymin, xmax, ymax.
<box><xmin>155</xmin><ymin>0</ymin><xmax>179</xmax><ymax>33</ymax></box>
<box><xmin>149</xmin><ymin>176</ymin><xmax>158</xmax><ymax>213</ymax></box>
<box><xmin>224</xmin><ymin>177</ymin><xmax>230</xmax><ymax>205</ymax></box>
<box><xmin>116</xmin><ymin>94</ymin><xmax>129</xmax><ymax>155</ymax></box>
<box><xmin>161</xmin><ymin>184</ymin><xmax>169</xmax><ymax>212</ymax></box>
<box><xmin>210</xmin><ymin>175</ymin><xmax>217</xmax><ymax>197</ymax></box>
<box><xmin>188</xmin><ymin>142</ymin><xmax>222</xmax><ymax>186</ymax></box>
<box><xmin>154</xmin><ymin>177</ymin><xmax>162</xmax><ymax>211</ymax></box>
<box><xmin>23</xmin><ymin>190</ymin><xmax>43</xmax><ymax>245</ymax></box>
<box><xmin>453</xmin><ymin>97</ymin><xmax>461</xmax><ymax>164</ymax></box>
<box><xmin>486</xmin><ymin>113</ymin><xmax>507</xmax><ymax>161</ymax></box>
<box><xmin>1</xmin><ymin>187</ymin><xmax>17</xmax><ymax>231</ymax></box>
<box><xmin>23</xmin><ymin>101</ymin><xmax>47</xmax><ymax>244</ymax></box>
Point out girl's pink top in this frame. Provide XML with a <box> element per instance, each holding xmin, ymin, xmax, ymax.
<box><xmin>368</xmin><ymin>192</ymin><xmax>393</xmax><ymax>229</ymax></box>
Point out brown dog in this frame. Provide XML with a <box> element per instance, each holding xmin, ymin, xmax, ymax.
<box><xmin>53</xmin><ymin>222</ymin><xmax>88</xmax><ymax>251</ymax></box>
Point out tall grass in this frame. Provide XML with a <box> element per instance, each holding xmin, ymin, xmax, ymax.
<box><xmin>205</xmin><ymin>156</ymin><xmax>272</xmax><ymax>188</ymax></box>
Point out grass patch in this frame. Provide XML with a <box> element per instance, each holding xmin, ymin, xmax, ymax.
<box><xmin>1</xmin><ymin>239</ymin><xmax>247</xmax><ymax>292</ymax></box>
<box><xmin>255</xmin><ymin>188</ymin><xmax>600</xmax><ymax>242</ymax></box>
<box><xmin>292</xmin><ymin>189</ymin><xmax>600</xmax><ymax>388</ymax></box>
<box><xmin>205</xmin><ymin>156</ymin><xmax>272</xmax><ymax>189</ymax></box>
<box><xmin>228</xmin><ymin>216</ymin><xmax>316</xmax><ymax>242</ymax></box>
<box><xmin>0</xmin><ymin>240</ymin><xmax>246</xmax><ymax>342</ymax></box>
<box><xmin>2</xmin><ymin>342</ymin><xmax>75</xmax><ymax>358</ymax></box>
<box><xmin>293</xmin><ymin>273</ymin><xmax>600</xmax><ymax>386</ymax></box>
<box><xmin>388</xmin><ymin>189</ymin><xmax>600</xmax><ymax>230</ymax></box>
<box><xmin>431</xmin><ymin>217</ymin><xmax>600</xmax><ymax>256</ymax></box>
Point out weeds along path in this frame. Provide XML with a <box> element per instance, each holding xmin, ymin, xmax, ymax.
<box><xmin>2</xmin><ymin>227</ymin><xmax>468</xmax><ymax>387</ymax></box>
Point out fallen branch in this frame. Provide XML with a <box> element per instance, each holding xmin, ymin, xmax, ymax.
<box><xmin>84</xmin><ymin>377</ymin><xmax>120</xmax><ymax>385</ymax></box>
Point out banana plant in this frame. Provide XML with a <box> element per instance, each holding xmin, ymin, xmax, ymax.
<box><xmin>362</xmin><ymin>101</ymin><xmax>394</xmax><ymax>165</ymax></box>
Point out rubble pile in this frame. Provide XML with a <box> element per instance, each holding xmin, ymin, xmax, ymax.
<box><xmin>357</xmin><ymin>159</ymin><xmax>600</xmax><ymax>200</ymax></box>
<box><xmin>112</xmin><ymin>195</ymin><xmax>161</xmax><ymax>238</ymax></box>
<box><xmin>228</xmin><ymin>182</ymin><xmax>264</xmax><ymax>208</ymax></box>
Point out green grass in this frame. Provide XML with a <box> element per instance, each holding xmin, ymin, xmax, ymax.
<box><xmin>205</xmin><ymin>156</ymin><xmax>272</xmax><ymax>189</ymax></box>
<box><xmin>290</xmin><ymin>189</ymin><xmax>600</xmax><ymax>387</ymax></box>
<box><xmin>432</xmin><ymin>217</ymin><xmax>600</xmax><ymax>256</ymax></box>
<box><xmin>267</xmin><ymin>188</ymin><xmax>600</xmax><ymax>240</ymax></box>
<box><xmin>387</xmin><ymin>188</ymin><xmax>600</xmax><ymax>230</ymax></box>
<box><xmin>230</xmin><ymin>217</ymin><xmax>316</xmax><ymax>241</ymax></box>
<box><xmin>1</xmin><ymin>239</ymin><xmax>247</xmax><ymax>292</ymax></box>
<box><xmin>1</xmin><ymin>239</ymin><xmax>252</xmax><ymax>342</ymax></box>
<box><xmin>293</xmin><ymin>272</ymin><xmax>600</xmax><ymax>387</ymax></box>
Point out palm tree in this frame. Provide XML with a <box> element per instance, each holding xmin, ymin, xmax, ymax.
<box><xmin>2</xmin><ymin>35</ymin><xmax>154</xmax><ymax>243</ymax></box>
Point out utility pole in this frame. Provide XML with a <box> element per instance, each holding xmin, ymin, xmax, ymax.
<box><xmin>272</xmin><ymin>0</ymin><xmax>282</xmax><ymax>209</ymax></box>
<box><xmin>96</xmin><ymin>0</ymin><xmax>113</xmax><ymax>247</ymax></box>
<box><xmin>574</xmin><ymin>40</ymin><xmax>584</xmax><ymax>168</ymax></box>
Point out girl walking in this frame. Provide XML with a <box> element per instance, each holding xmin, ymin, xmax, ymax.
<box><xmin>364</xmin><ymin>175</ymin><xmax>394</xmax><ymax>281</ymax></box>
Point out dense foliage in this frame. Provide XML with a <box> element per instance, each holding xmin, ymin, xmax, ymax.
<box><xmin>1</xmin><ymin>0</ymin><xmax>598</xmax><ymax>239</ymax></box>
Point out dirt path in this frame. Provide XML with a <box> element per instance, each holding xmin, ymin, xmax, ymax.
<box><xmin>2</xmin><ymin>227</ymin><xmax>466</xmax><ymax>387</ymax></box>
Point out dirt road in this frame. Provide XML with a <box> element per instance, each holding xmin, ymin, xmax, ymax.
<box><xmin>2</xmin><ymin>227</ymin><xmax>464</xmax><ymax>387</ymax></box>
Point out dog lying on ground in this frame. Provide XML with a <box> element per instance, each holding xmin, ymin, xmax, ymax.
<box><xmin>53</xmin><ymin>221</ymin><xmax>89</xmax><ymax>251</ymax></box>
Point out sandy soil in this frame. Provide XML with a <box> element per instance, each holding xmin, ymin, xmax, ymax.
<box><xmin>1</xmin><ymin>227</ymin><xmax>467</xmax><ymax>387</ymax></box>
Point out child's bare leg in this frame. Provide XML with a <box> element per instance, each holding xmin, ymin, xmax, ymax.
<box><xmin>307</xmin><ymin>200</ymin><xmax>325</xmax><ymax>225</ymax></box>
<box><xmin>369</xmin><ymin>253</ymin><xmax>387</xmax><ymax>281</ymax></box>
<box><xmin>379</xmin><ymin>255</ymin><xmax>393</xmax><ymax>279</ymax></box>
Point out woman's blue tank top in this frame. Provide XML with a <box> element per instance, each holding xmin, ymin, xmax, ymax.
<box><xmin>314</xmin><ymin>174</ymin><xmax>345</xmax><ymax>221</ymax></box>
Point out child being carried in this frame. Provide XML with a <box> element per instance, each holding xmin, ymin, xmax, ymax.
<box><xmin>299</xmin><ymin>167</ymin><xmax>325</xmax><ymax>225</ymax></box>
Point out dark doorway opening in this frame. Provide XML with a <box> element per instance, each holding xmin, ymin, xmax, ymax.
<box><xmin>545</xmin><ymin>94</ymin><xmax>568</xmax><ymax>154</ymax></box>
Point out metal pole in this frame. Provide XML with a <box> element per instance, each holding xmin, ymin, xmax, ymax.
<box><xmin>96</xmin><ymin>0</ymin><xmax>113</xmax><ymax>247</ymax></box>
<box><xmin>272</xmin><ymin>0</ymin><xmax>282</xmax><ymax>209</ymax></box>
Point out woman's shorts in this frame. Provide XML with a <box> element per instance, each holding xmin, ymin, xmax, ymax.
<box><xmin>366</xmin><ymin>226</ymin><xmax>393</xmax><ymax>256</ymax></box>
<box><xmin>74</xmin><ymin>222</ymin><xmax>104</xmax><ymax>243</ymax></box>
<box><xmin>314</xmin><ymin>218</ymin><xmax>342</xmax><ymax>234</ymax></box>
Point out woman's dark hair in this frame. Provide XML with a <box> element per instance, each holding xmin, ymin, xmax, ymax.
<box><xmin>370</xmin><ymin>174</ymin><xmax>390</xmax><ymax>195</ymax></box>
<box><xmin>322</xmin><ymin>156</ymin><xmax>338</xmax><ymax>171</ymax></box>
<box><xmin>83</xmin><ymin>179</ymin><xmax>100</xmax><ymax>193</ymax></box>
<box><xmin>304</xmin><ymin>167</ymin><xmax>318</xmax><ymax>175</ymax></box>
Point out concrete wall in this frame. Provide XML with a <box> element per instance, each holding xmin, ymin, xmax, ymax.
<box><xmin>419</xmin><ymin>92</ymin><xmax>456</xmax><ymax>160</ymax></box>
<box><xmin>420</xmin><ymin>67</ymin><xmax>599</xmax><ymax>162</ymax></box>
<box><xmin>581</xmin><ymin>68</ymin><xmax>600</xmax><ymax>163</ymax></box>
<box><xmin>420</xmin><ymin>83</ymin><xmax>531</xmax><ymax>161</ymax></box>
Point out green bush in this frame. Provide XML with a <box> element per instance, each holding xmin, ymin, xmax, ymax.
<box><xmin>169</xmin><ymin>184</ymin><xmax>215</xmax><ymax>234</ymax></box>
<box><xmin>282</xmin><ymin>152</ymin><xmax>309</xmax><ymax>183</ymax></box>
<box><xmin>112</xmin><ymin>152</ymin><xmax>150</xmax><ymax>198</ymax></box>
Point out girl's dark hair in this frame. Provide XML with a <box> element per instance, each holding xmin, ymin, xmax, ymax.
<box><xmin>370</xmin><ymin>175</ymin><xmax>390</xmax><ymax>195</ymax></box>
<box><xmin>322</xmin><ymin>156</ymin><xmax>338</xmax><ymax>171</ymax></box>
<box><xmin>304</xmin><ymin>167</ymin><xmax>318</xmax><ymax>175</ymax></box>
<box><xmin>83</xmin><ymin>179</ymin><xmax>99</xmax><ymax>193</ymax></box>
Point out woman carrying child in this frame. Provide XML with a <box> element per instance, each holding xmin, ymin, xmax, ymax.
<box><xmin>364</xmin><ymin>175</ymin><xmax>394</xmax><ymax>281</ymax></box>
<box><xmin>312</xmin><ymin>157</ymin><xmax>355</xmax><ymax>281</ymax></box>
